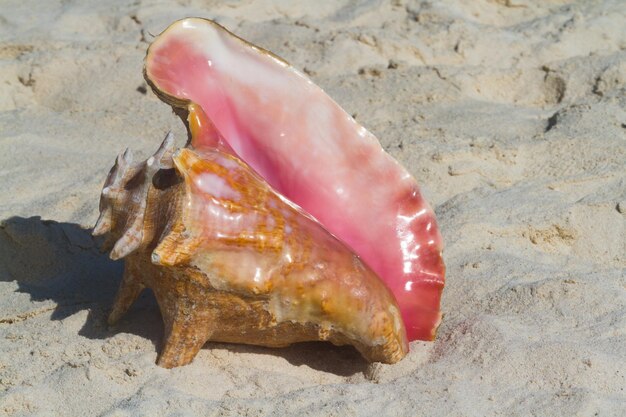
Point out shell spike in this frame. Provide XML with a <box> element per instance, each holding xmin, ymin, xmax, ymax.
<box><xmin>115</xmin><ymin>149</ymin><xmax>129</xmax><ymax>170</ymax></box>
<box><xmin>92</xmin><ymin>208</ymin><xmax>112</xmax><ymax>236</ymax></box>
<box><xmin>151</xmin><ymin>222</ymin><xmax>196</xmax><ymax>266</ymax></box>
<box><xmin>110</xmin><ymin>224</ymin><xmax>143</xmax><ymax>260</ymax></box>
<box><xmin>161</xmin><ymin>131</ymin><xmax>175</xmax><ymax>151</ymax></box>
<box><xmin>122</xmin><ymin>147</ymin><xmax>134</xmax><ymax>165</ymax></box>
<box><xmin>154</xmin><ymin>131</ymin><xmax>175</xmax><ymax>168</ymax></box>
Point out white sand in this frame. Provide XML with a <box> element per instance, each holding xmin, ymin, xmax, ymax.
<box><xmin>1</xmin><ymin>0</ymin><xmax>625</xmax><ymax>415</ymax></box>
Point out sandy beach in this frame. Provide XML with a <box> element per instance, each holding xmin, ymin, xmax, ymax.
<box><xmin>1</xmin><ymin>0</ymin><xmax>625</xmax><ymax>415</ymax></box>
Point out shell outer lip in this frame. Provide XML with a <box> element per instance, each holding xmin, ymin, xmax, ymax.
<box><xmin>143</xmin><ymin>17</ymin><xmax>290</xmax><ymax>114</ymax></box>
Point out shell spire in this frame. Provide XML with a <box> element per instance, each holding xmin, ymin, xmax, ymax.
<box><xmin>93</xmin><ymin>132</ymin><xmax>176</xmax><ymax>259</ymax></box>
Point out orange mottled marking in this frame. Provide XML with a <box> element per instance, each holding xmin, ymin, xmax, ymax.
<box><xmin>173</xmin><ymin>148</ymin><xmax>313</xmax><ymax>258</ymax></box>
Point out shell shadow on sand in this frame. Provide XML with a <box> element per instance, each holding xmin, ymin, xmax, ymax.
<box><xmin>0</xmin><ymin>216</ymin><xmax>368</xmax><ymax>376</ymax></box>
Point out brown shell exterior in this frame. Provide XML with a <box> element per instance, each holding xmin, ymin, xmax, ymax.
<box><xmin>94</xmin><ymin>134</ymin><xmax>408</xmax><ymax>368</ymax></box>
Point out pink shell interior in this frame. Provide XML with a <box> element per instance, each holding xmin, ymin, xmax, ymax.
<box><xmin>145</xmin><ymin>18</ymin><xmax>445</xmax><ymax>341</ymax></box>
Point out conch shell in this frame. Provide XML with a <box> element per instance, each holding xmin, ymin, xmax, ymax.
<box><xmin>94</xmin><ymin>18</ymin><xmax>445</xmax><ymax>368</ymax></box>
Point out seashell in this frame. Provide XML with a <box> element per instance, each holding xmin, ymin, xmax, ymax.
<box><xmin>145</xmin><ymin>18</ymin><xmax>445</xmax><ymax>342</ymax></box>
<box><xmin>95</xmin><ymin>18</ymin><xmax>445</xmax><ymax>368</ymax></box>
<box><xmin>95</xmin><ymin>132</ymin><xmax>407</xmax><ymax>368</ymax></box>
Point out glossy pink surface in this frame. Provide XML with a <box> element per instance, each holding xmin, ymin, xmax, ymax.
<box><xmin>146</xmin><ymin>18</ymin><xmax>445</xmax><ymax>340</ymax></box>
